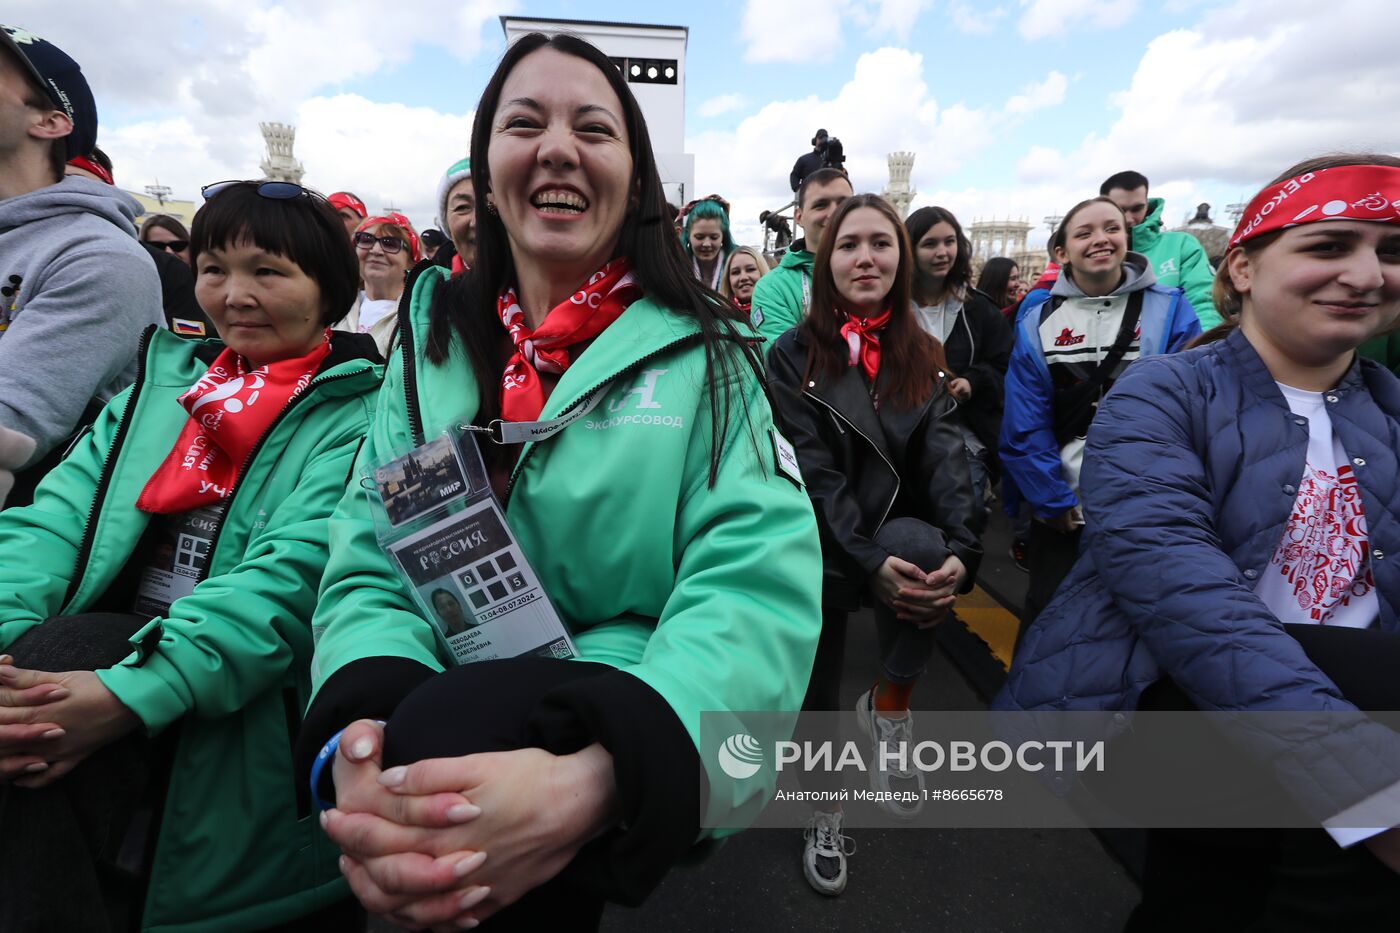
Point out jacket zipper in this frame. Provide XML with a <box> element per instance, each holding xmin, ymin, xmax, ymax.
<box><xmin>66</xmin><ymin>363</ymin><xmax>365</xmax><ymax>608</ymax></box>
<box><xmin>398</xmin><ymin>264</ymin><xmax>434</xmax><ymax>447</ymax></box>
<box><xmin>501</xmin><ymin>334</ymin><xmax>703</xmax><ymax>509</ymax></box>
<box><xmin>804</xmin><ymin>390</ymin><xmax>900</xmax><ymax>529</ymax></box>
<box><xmin>65</xmin><ymin>327</ymin><xmax>156</xmax><ymax>608</ymax></box>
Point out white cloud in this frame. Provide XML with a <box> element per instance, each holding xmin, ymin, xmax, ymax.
<box><xmin>870</xmin><ymin>0</ymin><xmax>935</xmax><ymax>34</ymax></box>
<box><xmin>738</xmin><ymin>0</ymin><xmax>934</xmax><ymax>63</ymax></box>
<box><xmin>1050</xmin><ymin>0</ymin><xmax>1400</xmax><ymax>192</ymax></box>
<box><xmin>296</xmin><ymin>97</ymin><xmax>475</xmax><ymax>230</ymax></box>
<box><xmin>740</xmin><ymin>0</ymin><xmax>850</xmax><ymax>64</ymax></box>
<box><xmin>688</xmin><ymin>47</ymin><xmax>1003</xmax><ymax>245</ymax></box>
<box><xmin>1018</xmin><ymin>0</ymin><xmax>1137</xmax><ymax>40</ymax></box>
<box><xmin>1016</xmin><ymin>145</ymin><xmax>1067</xmax><ymax>183</ymax></box>
<box><xmin>102</xmin><ymin>97</ymin><xmax>473</xmax><ymax>233</ymax></box>
<box><xmin>10</xmin><ymin>0</ymin><xmax>509</xmax><ymax>219</ymax></box>
<box><xmin>1004</xmin><ymin>71</ymin><xmax>1069</xmax><ymax>115</ymax></box>
<box><xmin>699</xmin><ymin>94</ymin><xmax>749</xmax><ymax>118</ymax></box>
<box><xmin>947</xmin><ymin>1</ymin><xmax>1007</xmax><ymax>34</ymax></box>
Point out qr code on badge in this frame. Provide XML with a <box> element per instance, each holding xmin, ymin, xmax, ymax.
<box><xmin>548</xmin><ymin>638</ymin><xmax>572</xmax><ymax>658</ymax></box>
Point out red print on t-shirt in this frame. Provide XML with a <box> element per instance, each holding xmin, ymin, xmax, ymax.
<box><xmin>1270</xmin><ymin>463</ymin><xmax>1374</xmax><ymax>623</ymax></box>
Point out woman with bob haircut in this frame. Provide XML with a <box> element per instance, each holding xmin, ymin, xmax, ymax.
<box><xmin>905</xmin><ymin>205</ymin><xmax>1014</xmax><ymax>530</ymax></box>
<box><xmin>0</xmin><ymin>181</ymin><xmax>384</xmax><ymax>931</ymax></box>
<box><xmin>681</xmin><ymin>195</ymin><xmax>737</xmax><ymax>291</ymax></box>
<box><xmin>768</xmin><ymin>193</ymin><xmax>981</xmax><ymax>895</ymax></box>
<box><xmin>299</xmin><ymin>33</ymin><xmax>822</xmax><ymax>931</ymax></box>
<box><xmin>719</xmin><ymin>244</ymin><xmax>770</xmax><ymax>314</ymax></box>
<box><xmin>998</xmin><ymin>154</ymin><xmax>1400</xmax><ymax>929</ymax></box>
<box><xmin>1000</xmin><ymin>195</ymin><xmax>1200</xmax><ymax>629</ymax></box>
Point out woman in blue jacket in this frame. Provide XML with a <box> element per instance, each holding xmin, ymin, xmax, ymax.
<box><xmin>999</xmin><ymin>196</ymin><xmax>1200</xmax><ymax>629</ymax></box>
<box><xmin>999</xmin><ymin>154</ymin><xmax>1400</xmax><ymax>929</ymax></box>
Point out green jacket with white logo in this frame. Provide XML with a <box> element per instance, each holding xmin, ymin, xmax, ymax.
<box><xmin>749</xmin><ymin>242</ymin><xmax>814</xmax><ymax>347</ymax></box>
<box><xmin>0</xmin><ymin>326</ymin><xmax>382</xmax><ymax>931</ymax></box>
<box><xmin>307</xmin><ymin>266</ymin><xmax>823</xmax><ymax>847</ymax></box>
<box><xmin>1132</xmin><ymin>197</ymin><xmax>1219</xmax><ymax>328</ymax></box>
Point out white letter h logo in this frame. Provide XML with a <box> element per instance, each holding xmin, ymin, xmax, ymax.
<box><xmin>608</xmin><ymin>369</ymin><xmax>666</xmax><ymax>413</ymax></box>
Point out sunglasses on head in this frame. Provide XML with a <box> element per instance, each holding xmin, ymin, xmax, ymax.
<box><xmin>353</xmin><ymin>232</ymin><xmax>407</xmax><ymax>254</ymax></box>
<box><xmin>201</xmin><ymin>180</ymin><xmax>313</xmax><ymax>202</ymax></box>
<box><xmin>151</xmin><ymin>239</ymin><xmax>189</xmax><ymax>253</ymax></box>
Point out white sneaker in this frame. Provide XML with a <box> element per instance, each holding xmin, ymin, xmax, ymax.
<box><xmin>854</xmin><ymin>688</ymin><xmax>925</xmax><ymax>819</ymax></box>
<box><xmin>802</xmin><ymin>808</ymin><xmax>855</xmax><ymax>896</ymax></box>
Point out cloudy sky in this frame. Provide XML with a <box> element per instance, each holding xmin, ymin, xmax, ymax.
<box><xmin>14</xmin><ymin>0</ymin><xmax>1400</xmax><ymax>249</ymax></box>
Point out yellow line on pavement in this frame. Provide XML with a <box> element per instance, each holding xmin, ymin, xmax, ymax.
<box><xmin>957</xmin><ymin>585</ymin><xmax>1019</xmax><ymax>670</ymax></box>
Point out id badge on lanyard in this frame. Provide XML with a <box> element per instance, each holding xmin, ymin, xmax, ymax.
<box><xmin>361</xmin><ymin>395</ymin><xmax>613</xmax><ymax>664</ymax></box>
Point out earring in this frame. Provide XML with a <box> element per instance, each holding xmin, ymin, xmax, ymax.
<box><xmin>486</xmin><ymin>200</ymin><xmax>498</xmax><ymax>216</ymax></box>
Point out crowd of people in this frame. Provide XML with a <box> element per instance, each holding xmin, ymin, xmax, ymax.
<box><xmin>1</xmin><ymin>18</ymin><xmax>1399</xmax><ymax>933</ymax></box>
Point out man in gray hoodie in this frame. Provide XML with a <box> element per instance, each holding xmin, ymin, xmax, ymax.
<box><xmin>0</xmin><ymin>25</ymin><xmax>161</xmax><ymax>503</ymax></box>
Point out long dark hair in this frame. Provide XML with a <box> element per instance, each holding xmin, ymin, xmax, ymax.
<box><xmin>977</xmin><ymin>257</ymin><xmax>1019</xmax><ymax>307</ymax></box>
<box><xmin>426</xmin><ymin>33</ymin><xmax>756</xmax><ymax>483</ymax></box>
<box><xmin>904</xmin><ymin>205</ymin><xmax>972</xmax><ymax>302</ymax></box>
<box><xmin>802</xmin><ymin>194</ymin><xmax>948</xmax><ymax>410</ymax></box>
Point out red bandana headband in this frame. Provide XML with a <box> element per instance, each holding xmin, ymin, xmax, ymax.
<box><xmin>1229</xmin><ymin>165</ymin><xmax>1400</xmax><ymax>249</ymax></box>
<box><xmin>358</xmin><ymin>213</ymin><xmax>421</xmax><ymax>261</ymax></box>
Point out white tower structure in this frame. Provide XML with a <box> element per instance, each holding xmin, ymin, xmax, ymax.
<box><xmin>259</xmin><ymin>122</ymin><xmax>304</xmax><ymax>184</ymax></box>
<box><xmin>883</xmin><ymin>152</ymin><xmax>916</xmax><ymax>219</ymax></box>
<box><xmin>501</xmin><ymin>16</ymin><xmax>694</xmax><ymax>205</ymax></box>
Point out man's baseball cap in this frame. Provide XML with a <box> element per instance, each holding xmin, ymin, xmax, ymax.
<box><xmin>328</xmin><ymin>192</ymin><xmax>368</xmax><ymax>218</ymax></box>
<box><xmin>0</xmin><ymin>25</ymin><xmax>97</xmax><ymax>160</ymax></box>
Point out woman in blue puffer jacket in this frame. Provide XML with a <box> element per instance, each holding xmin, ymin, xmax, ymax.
<box><xmin>997</xmin><ymin>153</ymin><xmax>1400</xmax><ymax>930</ymax></box>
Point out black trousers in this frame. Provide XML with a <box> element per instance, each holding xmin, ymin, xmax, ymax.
<box><xmin>1124</xmin><ymin>624</ymin><xmax>1400</xmax><ymax>932</ymax></box>
<box><xmin>0</xmin><ymin>614</ymin><xmax>361</xmax><ymax>933</ymax></box>
<box><xmin>1021</xmin><ymin>520</ymin><xmax>1082</xmax><ymax>632</ymax></box>
<box><xmin>380</xmin><ymin>658</ymin><xmax>620</xmax><ymax>932</ymax></box>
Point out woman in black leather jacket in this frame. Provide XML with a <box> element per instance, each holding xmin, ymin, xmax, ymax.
<box><xmin>767</xmin><ymin>194</ymin><xmax>982</xmax><ymax>896</ymax></box>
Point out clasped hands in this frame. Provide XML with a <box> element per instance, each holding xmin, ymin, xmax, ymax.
<box><xmin>321</xmin><ymin>719</ymin><xmax>619</xmax><ymax>931</ymax></box>
<box><xmin>0</xmin><ymin>655</ymin><xmax>138</xmax><ymax>788</ymax></box>
<box><xmin>871</xmin><ymin>554</ymin><xmax>967</xmax><ymax>626</ymax></box>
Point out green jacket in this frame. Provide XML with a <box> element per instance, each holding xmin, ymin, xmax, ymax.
<box><xmin>1132</xmin><ymin>197</ymin><xmax>1220</xmax><ymax>328</ymax></box>
<box><xmin>1360</xmin><ymin>332</ymin><xmax>1400</xmax><ymax>378</ymax></box>
<box><xmin>750</xmin><ymin>242</ymin><xmax>814</xmax><ymax>347</ymax></box>
<box><xmin>310</xmin><ymin>267</ymin><xmax>823</xmax><ymax>831</ymax></box>
<box><xmin>0</xmin><ymin>327</ymin><xmax>381</xmax><ymax>932</ymax></box>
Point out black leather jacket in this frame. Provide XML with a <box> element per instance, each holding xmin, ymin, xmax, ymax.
<box><xmin>768</xmin><ymin>327</ymin><xmax>983</xmax><ymax>609</ymax></box>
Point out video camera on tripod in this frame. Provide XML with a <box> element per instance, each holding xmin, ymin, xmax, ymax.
<box><xmin>817</xmin><ymin>133</ymin><xmax>845</xmax><ymax>170</ymax></box>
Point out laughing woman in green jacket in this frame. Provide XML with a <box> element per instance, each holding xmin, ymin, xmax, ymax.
<box><xmin>0</xmin><ymin>182</ymin><xmax>382</xmax><ymax>932</ymax></box>
<box><xmin>301</xmin><ymin>33</ymin><xmax>823</xmax><ymax>932</ymax></box>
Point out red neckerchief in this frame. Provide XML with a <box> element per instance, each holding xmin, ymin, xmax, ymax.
<box><xmin>733</xmin><ymin>296</ymin><xmax>752</xmax><ymax>314</ymax></box>
<box><xmin>840</xmin><ymin>307</ymin><xmax>892</xmax><ymax>383</ymax></box>
<box><xmin>136</xmin><ymin>332</ymin><xmax>332</xmax><ymax>514</ymax></box>
<box><xmin>498</xmin><ymin>258</ymin><xmax>640</xmax><ymax>423</ymax></box>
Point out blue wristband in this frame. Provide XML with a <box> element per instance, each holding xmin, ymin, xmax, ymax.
<box><xmin>310</xmin><ymin>728</ymin><xmax>347</xmax><ymax>813</ymax></box>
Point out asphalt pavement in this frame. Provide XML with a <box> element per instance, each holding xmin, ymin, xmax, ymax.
<box><xmin>602</xmin><ymin>511</ymin><xmax>1141</xmax><ymax>932</ymax></box>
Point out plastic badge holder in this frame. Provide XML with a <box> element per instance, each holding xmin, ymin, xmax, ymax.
<box><xmin>365</xmin><ymin>426</ymin><xmax>576</xmax><ymax>665</ymax></box>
